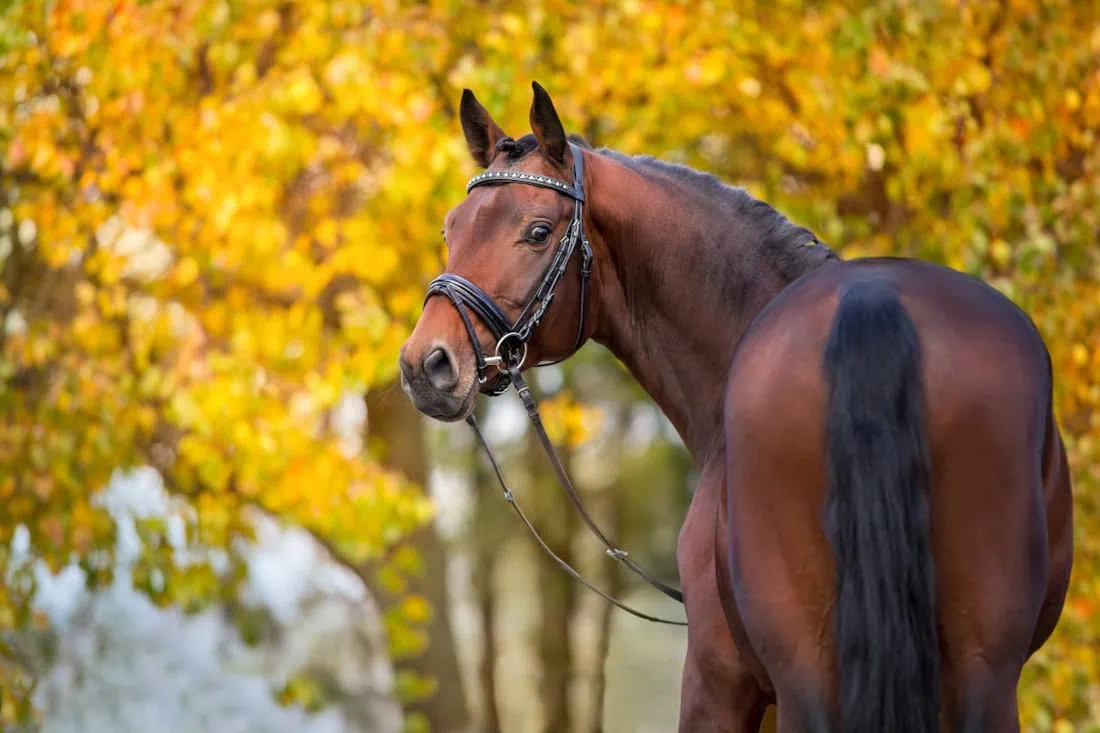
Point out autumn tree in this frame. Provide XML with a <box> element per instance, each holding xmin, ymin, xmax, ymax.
<box><xmin>3</xmin><ymin>0</ymin><xmax>1098</xmax><ymax>730</ymax></box>
<box><xmin>0</xmin><ymin>0</ymin><xmax>467</xmax><ymax>723</ymax></box>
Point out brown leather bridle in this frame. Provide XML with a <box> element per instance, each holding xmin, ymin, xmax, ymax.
<box><xmin>423</xmin><ymin>144</ymin><xmax>686</xmax><ymax>625</ymax></box>
<box><xmin>425</xmin><ymin>142</ymin><xmax>593</xmax><ymax>394</ymax></box>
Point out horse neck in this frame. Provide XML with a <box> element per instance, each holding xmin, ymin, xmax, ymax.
<box><xmin>583</xmin><ymin>151</ymin><xmax>832</xmax><ymax>463</ymax></box>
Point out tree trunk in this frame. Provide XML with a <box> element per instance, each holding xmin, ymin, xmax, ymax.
<box><xmin>471</xmin><ymin>417</ymin><xmax>503</xmax><ymax>733</ymax></box>
<box><xmin>475</xmin><ymin>576</ymin><xmax>502</xmax><ymax>733</ymax></box>
<box><xmin>580</xmin><ymin>484</ymin><xmax>624</xmax><ymax>733</ymax></box>
<box><xmin>366</xmin><ymin>385</ymin><xmax>470</xmax><ymax>733</ymax></box>
<box><xmin>531</xmin><ymin>429</ymin><xmax>577</xmax><ymax>733</ymax></box>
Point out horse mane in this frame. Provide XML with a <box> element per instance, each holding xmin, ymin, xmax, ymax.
<box><xmin>592</xmin><ymin>145</ymin><xmax>834</xmax><ymax>282</ymax></box>
<box><xmin>498</xmin><ymin>133</ymin><xmax>835</xmax><ymax>283</ymax></box>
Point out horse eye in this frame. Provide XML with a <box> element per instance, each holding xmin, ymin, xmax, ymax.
<box><xmin>527</xmin><ymin>224</ymin><xmax>552</xmax><ymax>243</ymax></box>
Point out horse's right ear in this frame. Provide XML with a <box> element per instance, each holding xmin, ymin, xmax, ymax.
<box><xmin>460</xmin><ymin>89</ymin><xmax>508</xmax><ymax>168</ymax></box>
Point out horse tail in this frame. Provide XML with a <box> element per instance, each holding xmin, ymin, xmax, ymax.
<box><xmin>823</xmin><ymin>279</ymin><xmax>939</xmax><ymax>732</ymax></box>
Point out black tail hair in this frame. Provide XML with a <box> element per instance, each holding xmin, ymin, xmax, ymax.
<box><xmin>823</xmin><ymin>279</ymin><xmax>939</xmax><ymax>732</ymax></box>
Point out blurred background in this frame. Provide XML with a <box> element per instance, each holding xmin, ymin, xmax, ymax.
<box><xmin>1</xmin><ymin>0</ymin><xmax>1097</xmax><ymax>731</ymax></box>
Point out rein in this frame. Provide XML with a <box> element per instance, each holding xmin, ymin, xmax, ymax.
<box><xmin>425</xmin><ymin>144</ymin><xmax>686</xmax><ymax>626</ymax></box>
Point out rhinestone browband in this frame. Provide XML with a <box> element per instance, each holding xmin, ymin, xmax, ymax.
<box><xmin>467</xmin><ymin>169</ymin><xmax>583</xmax><ymax>201</ymax></box>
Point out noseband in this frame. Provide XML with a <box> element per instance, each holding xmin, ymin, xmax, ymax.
<box><xmin>422</xmin><ymin>143</ymin><xmax>685</xmax><ymax>625</ymax></box>
<box><xmin>425</xmin><ymin>143</ymin><xmax>593</xmax><ymax>394</ymax></box>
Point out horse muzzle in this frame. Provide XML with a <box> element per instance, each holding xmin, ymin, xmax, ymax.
<box><xmin>398</xmin><ymin>344</ymin><xmax>476</xmax><ymax>422</ymax></box>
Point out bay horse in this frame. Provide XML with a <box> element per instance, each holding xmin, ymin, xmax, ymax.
<box><xmin>398</xmin><ymin>83</ymin><xmax>1073</xmax><ymax>732</ymax></box>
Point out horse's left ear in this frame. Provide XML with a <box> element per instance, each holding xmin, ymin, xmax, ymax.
<box><xmin>530</xmin><ymin>81</ymin><xmax>567</xmax><ymax>164</ymax></box>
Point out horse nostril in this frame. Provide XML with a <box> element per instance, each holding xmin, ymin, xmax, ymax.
<box><xmin>423</xmin><ymin>348</ymin><xmax>458</xmax><ymax>391</ymax></box>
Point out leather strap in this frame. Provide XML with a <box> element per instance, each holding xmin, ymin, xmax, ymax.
<box><xmin>464</xmin><ymin>365</ymin><xmax>687</xmax><ymax>626</ymax></box>
<box><xmin>509</xmin><ymin>366</ymin><xmax>685</xmax><ymax>606</ymax></box>
<box><xmin>429</xmin><ymin>274</ymin><xmax>513</xmax><ymax>342</ymax></box>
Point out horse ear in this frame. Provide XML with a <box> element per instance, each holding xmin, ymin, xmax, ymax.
<box><xmin>460</xmin><ymin>89</ymin><xmax>508</xmax><ymax>168</ymax></box>
<box><xmin>530</xmin><ymin>81</ymin><xmax>567</xmax><ymax>164</ymax></box>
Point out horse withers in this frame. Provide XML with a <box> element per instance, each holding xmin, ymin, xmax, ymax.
<box><xmin>398</xmin><ymin>83</ymin><xmax>1073</xmax><ymax>732</ymax></box>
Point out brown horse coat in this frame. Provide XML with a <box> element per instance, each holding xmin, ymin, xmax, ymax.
<box><xmin>399</xmin><ymin>84</ymin><xmax>1072</xmax><ymax>732</ymax></box>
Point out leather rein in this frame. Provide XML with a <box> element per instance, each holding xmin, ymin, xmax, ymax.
<box><xmin>425</xmin><ymin>144</ymin><xmax>686</xmax><ymax>626</ymax></box>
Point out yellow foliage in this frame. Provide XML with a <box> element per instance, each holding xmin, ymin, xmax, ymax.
<box><xmin>540</xmin><ymin>390</ymin><xmax>605</xmax><ymax>447</ymax></box>
<box><xmin>0</xmin><ymin>0</ymin><xmax>450</xmax><ymax>719</ymax></box>
<box><xmin>1</xmin><ymin>0</ymin><xmax>1098</xmax><ymax>727</ymax></box>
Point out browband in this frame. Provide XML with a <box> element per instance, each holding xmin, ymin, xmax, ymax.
<box><xmin>466</xmin><ymin>166</ymin><xmax>585</xmax><ymax>202</ymax></box>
